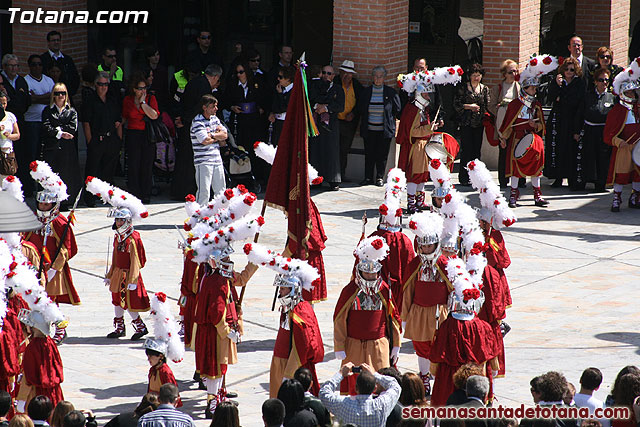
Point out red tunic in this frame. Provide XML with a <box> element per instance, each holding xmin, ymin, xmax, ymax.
<box><xmin>0</xmin><ymin>319</ymin><xmax>19</xmax><ymax>393</ymax></box>
<box><xmin>499</xmin><ymin>98</ymin><xmax>546</xmax><ymax>178</ymax></box>
<box><xmin>108</xmin><ymin>231</ymin><xmax>150</xmax><ymax>311</ymax></box>
<box><xmin>148</xmin><ymin>363</ymin><xmax>182</xmax><ymax>407</ymax></box>
<box><xmin>7</xmin><ymin>294</ymin><xmax>29</xmax><ymax>355</ymax></box>
<box><xmin>23</xmin><ymin>336</ymin><xmax>64</xmax><ymax>408</ymax></box>
<box><xmin>272</xmin><ymin>301</ymin><xmax>324</xmax><ymax>396</ymax></box>
<box><xmin>194</xmin><ymin>270</ymin><xmax>239</xmax><ymax>378</ymax></box>
<box><xmin>603</xmin><ymin>104</ymin><xmax>640</xmax><ymax>185</ymax></box>
<box><xmin>25</xmin><ymin>214</ymin><xmax>80</xmax><ymax>305</ymax></box>
<box><xmin>353</xmin><ymin>229</ymin><xmax>415</xmax><ymax>310</ymax></box>
<box><xmin>429</xmin><ymin>316</ymin><xmax>499</xmax><ymax>407</ymax></box>
<box><xmin>180</xmin><ymin>252</ymin><xmax>204</xmax><ymax>347</ymax></box>
<box><xmin>287</xmin><ymin>200</ymin><xmax>327</xmax><ymax>303</ymax></box>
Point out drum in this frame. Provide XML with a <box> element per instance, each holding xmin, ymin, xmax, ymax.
<box><xmin>514</xmin><ymin>134</ymin><xmax>534</xmax><ymax>159</ymax></box>
<box><xmin>512</xmin><ymin>133</ymin><xmax>544</xmax><ymax>176</ymax></box>
<box><xmin>425</xmin><ymin>132</ymin><xmax>449</xmax><ymax>162</ymax></box>
<box><xmin>633</xmin><ymin>141</ymin><xmax>640</xmax><ymax>167</ymax></box>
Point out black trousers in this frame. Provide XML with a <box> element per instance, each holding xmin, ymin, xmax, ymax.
<box><xmin>339</xmin><ymin>119</ymin><xmax>358</xmax><ymax>176</ymax></box>
<box><xmin>125</xmin><ymin>129</ymin><xmax>155</xmax><ymax>201</ymax></box>
<box><xmin>85</xmin><ymin>133</ymin><xmax>121</xmax><ymax>203</ymax></box>
<box><xmin>458</xmin><ymin>125</ymin><xmax>484</xmax><ymax>184</ymax></box>
<box><xmin>363</xmin><ymin>130</ymin><xmax>391</xmax><ymax>181</ymax></box>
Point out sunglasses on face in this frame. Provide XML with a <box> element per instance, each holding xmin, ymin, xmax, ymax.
<box><xmin>572</xmin><ymin>43</ymin><xmax>582</xmax><ymax>47</ymax></box>
<box><xmin>54</xmin><ymin>91</ymin><xmax>66</xmax><ymax>96</ymax></box>
<box><xmin>321</xmin><ymin>71</ymin><xmax>333</xmax><ymax>75</ymax></box>
<box><xmin>105</xmin><ymin>54</ymin><xmax>116</xmax><ymax>59</ymax></box>
<box><xmin>199</xmin><ymin>35</ymin><xmax>211</xmax><ymax>40</ymax></box>
<box><xmin>236</xmin><ymin>70</ymin><xmax>245</xmax><ymax>75</ymax></box>
<box><xmin>506</xmin><ymin>70</ymin><xmax>517</xmax><ymax>75</ymax></box>
<box><xmin>599</xmin><ymin>55</ymin><xmax>611</xmax><ymax>59</ymax></box>
<box><xmin>277</xmin><ymin>75</ymin><xmax>284</xmax><ymax>79</ymax></box>
<box><xmin>249</xmin><ymin>58</ymin><xmax>260</xmax><ymax>63</ymax></box>
<box><xmin>134</xmin><ymin>86</ymin><xmax>148</xmax><ymax>91</ymax></box>
<box><xmin>96</xmin><ymin>82</ymin><xmax>109</xmax><ymax>87</ymax></box>
<box><xmin>597</xmin><ymin>78</ymin><xmax>609</xmax><ymax>82</ymax></box>
<box><xmin>566</xmin><ymin>68</ymin><xmax>575</xmax><ymax>72</ymax></box>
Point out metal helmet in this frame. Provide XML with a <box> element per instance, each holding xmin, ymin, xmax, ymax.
<box><xmin>208</xmin><ymin>246</ymin><xmax>235</xmax><ymax>278</ymax></box>
<box><xmin>143</xmin><ymin>337</ymin><xmax>168</xmax><ymax>356</ymax></box>
<box><xmin>35</xmin><ymin>190</ymin><xmax>60</xmax><ymax>223</ymax></box>
<box><xmin>441</xmin><ymin>233</ymin><xmax>460</xmax><ymax>254</ymax></box>
<box><xmin>18</xmin><ymin>308</ymin><xmax>53</xmax><ymax>337</ymax></box>
<box><xmin>620</xmin><ymin>80</ymin><xmax>640</xmax><ymax>104</ymax></box>
<box><xmin>108</xmin><ymin>207</ymin><xmax>133</xmax><ymax>219</ymax></box>
<box><xmin>448</xmin><ymin>290</ymin><xmax>485</xmax><ymax>321</ymax></box>
<box><xmin>274</xmin><ymin>274</ymin><xmax>303</xmax><ymax>312</ymax></box>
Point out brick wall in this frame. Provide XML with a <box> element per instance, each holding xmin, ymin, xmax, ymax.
<box><xmin>483</xmin><ymin>0</ymin><xmax>541</xmax><ymax>87</ymax></box>
<box><xmin>575</xmin><ymin>0</ymin><xmax>630</xmax><ymax>63</ymax></box>
<box><xmin>333</xmin><ymin>0</ymin><xmax>408</xmax><ymax>85</ymax></box>
<box><xmin>11</xmin><ymin>0</ymin><xmax>88</xmax><ymax>76</ymax></box>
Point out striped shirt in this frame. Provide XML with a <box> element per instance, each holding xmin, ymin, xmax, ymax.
<box><xmin>368</xmin><ymin>84</ymin><xmax>385</xmax><ymax>131</ymax></box>
<box><xmin>190</xmin><ymin>113</ymin><xmax>223</xmax><ymax>166</ymax></box>
<box><xmin>137</xmin><ymin>404</ymin><xmax>196</xmax><ymax>427</ymax></box>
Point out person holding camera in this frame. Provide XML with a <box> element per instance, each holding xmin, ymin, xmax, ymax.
<box><xmin>319</xmin><ymin>362</ymin><xmax>400</xmax><ymax>426</ymax></box>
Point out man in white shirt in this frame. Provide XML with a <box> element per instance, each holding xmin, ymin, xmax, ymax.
<box><xmin>23</xmin><ymin>55</ymin><xmax>54</xmax><ymax>194</ymax></box>
<box><xmin>574</xmin><ymin>367</ymin><xmax>609</xmax><ymax>427</ymax></box>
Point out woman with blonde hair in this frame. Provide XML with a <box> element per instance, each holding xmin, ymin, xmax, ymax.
<box><xmin>489</xmin><ymin>59</ymin><xmax>521</xmax><ymax>188</ymax></box>
<box><xmin>50</xmin><ymin>401</ymin><xmax>75</xmax><ymax>427</ymax></box>
<box><xmin>41</xmin><ymin>82</ymin><xmax>82</xmax><ymax>209</ymax></box>
<box><xmin>8</xmin><ymin>414</ymin><xmax>34</xmax><ymax>427</ymax></box>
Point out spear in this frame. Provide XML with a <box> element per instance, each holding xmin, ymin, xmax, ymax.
<box><xmin>49</xmin><ymin>188</ymin><xmax>83</xmax><ymax>269</ymax></box>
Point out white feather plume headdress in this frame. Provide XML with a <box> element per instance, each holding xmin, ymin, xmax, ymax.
<box><xmin>519</xmin><ymin>54</ymin><xmax>558</xmax><ymax>87</ymax></box>
<box><xmin>85</xmin><ymin>176</ymin><xmax>149</xmax><ymax>220</ymax></box>
<box><xmin>397</xmin><ymin>66</ymin><xmax>464</xmax><ymax>94</ymax></box>
<box><xmin>467</xmin><ymin>159</ymin><xmax>516</xmax><ymax>228</ymax></box>
<box><xmin>254</xmin><ymin>141</ymin><xmax>323</xmax><ymax>185</ymax></box>
<box><xmin>379</xmin><ymin>168</ymin><xmax>406</xmax><ymax>225</ymax></box>
<box><xmin>354</xmin><ymin>236</ymin><xmax>389</xmax><ymax>264</ymax></box>
<box><xmin>612</xmin><ymin>57</ymin><xmax>640</xmax><ymax>97</ymax></box>
<box><xmin>30</xmin><ymin>160</ymin><xmax>69</xmax><ymax>201</ymax></box>
<box><xmin>408</xmin><ymin>211</ymin><xmax>443</xmax><ymax>241</ymax></box>
<box><xmin>146</xmin><ymin>292</ymin><xmax>184</xmax><ymax>363</ymax></box>
<box><xmin>243</xmin><ymin>242</ymin><xmax>319</xmax><ymax>292</ymax></box>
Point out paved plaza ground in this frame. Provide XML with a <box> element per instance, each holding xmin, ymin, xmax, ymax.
<box><xmin>50</xmin><ymin>172</ymin><xmax>640</xmax><ymax>427</ymax></box>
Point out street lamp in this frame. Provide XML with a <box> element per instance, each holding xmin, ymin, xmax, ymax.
<box><xmin>0</xmin><ymin>191</ymin><xmax>42</xmax><ymax>232</ymax></box>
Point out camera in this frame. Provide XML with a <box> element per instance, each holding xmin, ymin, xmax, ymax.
<box><xmin>351</xmin><ymin>366</ymin><xmax>362</xmax><ymax>373</ymax></box>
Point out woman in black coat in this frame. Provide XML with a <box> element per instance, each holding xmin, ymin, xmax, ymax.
<box><xmin>544</xmin><ymin>57</ymin><xmax>586</xmax><ymax>189</ymax></box>
<box><xmin>41</xmin><ymin>82</ymin><xmax>82</xmax><ymax>209</ymax></box>
<box><xmin>223</xmin><ymin>59</ymin><xmax>268</xmax><ymax>181</ymax></box>
<box><xmin>574</xmin><ymin>68</ymin><xmax>616</xmax><ymax>191</ymax></box>
<box><xmin>358</xmin><ymin>65</ymin><xmax>401</xmax><ymax>186</ymax></box>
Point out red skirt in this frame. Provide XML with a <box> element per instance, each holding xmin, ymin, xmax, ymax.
<box><xmin>194</xmin><ymin>324</ymin><xmax>227</xmax><ymax>379</ymax></box>
<box><xmin>110</xmin><ymin>277</ymin><xmax>150</xmax><ymax>311</ymax></box>
<box><xmin>182</xmin><ymin>294</ymin><xmax>198</xmax><ymax>348</ymax></box>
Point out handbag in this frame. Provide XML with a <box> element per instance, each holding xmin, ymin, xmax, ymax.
<box><xmin>0</xmin><ymin>149</ymin><xmax>17</xmax><ymax>175</ymax></box>
<box><xmin>143</xmin><ymin>115</ymin><xmax>171</xmax><ymax>146</ymax></box>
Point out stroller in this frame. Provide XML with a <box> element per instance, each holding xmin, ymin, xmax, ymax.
<box><xmin>220</xmin><ymin>129</ymin><xmax>261</xmax><ymax>194</ymax></box>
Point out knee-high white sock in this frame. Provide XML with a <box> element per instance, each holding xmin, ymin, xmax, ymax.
<box><xmin>114</xmin><ymin>306</ymin><xmax>125</xmax><ymax>317</ymax></box>
<box><xmin>129</xmin><ymin>311</ymin><xmax>140</xmax><ymax>320</ymax></box>
<box><xmin>205</xmin><ymin>377</ymin><xmax>223</xmax><ymax>395</ymax></box>
<box><xmin>614</xmin><ymin>183</ymin><xmax>624</xmax><ymax>192</ymax></box>
<box><xmin>510</xmin><ymin>177</ymin><xmax>519</xmax><ymax>188</ymax></box>
<box><xmin>407</xmin><ymin>182</ymin><xmax>417</xmax><ymax>196</ymax></box>
<box><xmin>418</xmin><ymin>357</ymin><xmax>431</xmax><ymax>375</ymax></box>
<box><xmin>416</xmin><ymin>182</ymin><xmax>425</xmax><ymax>192</ymax></box>
<box><xmin>633</xmin><ymin>182</ymin><xmax>640</xmax><ymax>191</ymax></box>
<box><xmin>531</xmin><ymin>176</ymin><xmax>541</xmax><ymax>187</ymax></box>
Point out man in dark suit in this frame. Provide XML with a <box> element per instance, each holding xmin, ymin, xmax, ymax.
<box><xmin>186</xmin><ymin>30</ymin><xmax>223</xmax><ymax>73</ymax></box>
<box><xmin>40</xmin><ymin>31</ymin><xmax>80</xmax><ymax>97</ymax></box>
<box><xmin>440</xmin><ymin>375</ymin><xmax>493</xmax><ymax>427</ymax></box>
<box><xmin>568</xmin><ymin>36</ymin><xmax>596</xmax><ymax>82</ymax></box>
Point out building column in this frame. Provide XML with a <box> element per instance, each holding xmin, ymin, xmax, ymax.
<box><xmin>575</xmin><ymin>0</ymin><xmax>630</xmax><ymax>61</ymax></box>
<box><xmin>333</xmin><ymin>0</ymin><xmax>408</xmax><ymax>85</ymax></box>
<box><xmin>483</xmin><ymin>0</ymin><xmax>541</xmax><ymax>87</ymax></box>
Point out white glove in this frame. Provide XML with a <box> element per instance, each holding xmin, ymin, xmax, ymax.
<box><xmin>46</xmin><ymin>269</ymin><xmax>57</xmax><ymax>281</ymax></box>
<box><xmin>401</xmin><ymin>321</ymin><xmax>407</xmax><ymax>330</ymax></box>
<box><xmin>127</xmin><ymin>283</ymin><xmax>137</xmax><ymax>291</ymax></box>
<box><xmin>227</xmin><ymin>330</ymin><xmax>240</xmax><ymax>343</ymax></box>
<box><xmin>391</xmin><ymin>346</ymin><xmax>400</xmax><ymax>365</ymax></box>
<box><xmin>103</xmin><ymin>278</ymin><xmax>111</xmax><ymax>287</ymax></box>
<box><xmin>492</xmin><ymin>370</ymin><xmax>499</xmax><ymax>377</ymax></box>
<box><xmin>16</xmin><ymin>400</ymin><xmax>26</xmax><ymax>413</ymax></box>
<box><xmin>335</xmin><ymin>350</ymin><xmax>347</xmax><ymax>361</ymax></box>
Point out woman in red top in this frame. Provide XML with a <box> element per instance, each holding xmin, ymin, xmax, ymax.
<box><xmin>122</xmin><ymin>72</ymin><xmax>159</xmax><ymax>204</ymax></box>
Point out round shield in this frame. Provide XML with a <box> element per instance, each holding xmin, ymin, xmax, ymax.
<box><xmin>633</xmin><ymin>141</ymin><xmax>640</xmax><ymax>167</ymax></box>
<box><xmin>514</xmin><ymin>133</ymin><xmax>534</xmax><ymax>159</ymax></box>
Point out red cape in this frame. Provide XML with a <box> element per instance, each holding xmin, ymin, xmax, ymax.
<box><xmin>23</xmin><ymin>336</ymin><xmax>64</xmax><ymax>407</ymax></box>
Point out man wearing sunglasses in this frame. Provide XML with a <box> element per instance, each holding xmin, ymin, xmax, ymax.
<box><xmin>40</xmin><ymin>30</ymin><xmax>80</xmax><ymax>97</ymax></box>
<box><xmin>186</xmin><ymin>30</ymin><xmax>223</xmax><ymax>73</ymax></box>
<box><xmin>568</xmin><ymin>36</ymin><xmax>595</xmax><ymax>83</ymax></box>
<box><xmin>308</xmin><ymin>65</ymin><xmax>345</xmax><ymax>191</ymax></box>
<box><xmin>23</xmin><ymin>54</ymin><xmax>54</xmax><ymax>192</ymax></box>
<box><xmin>98</xmin><ymin>46</ymin><xmax>125</xmax><ymax>104</ymax></box>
